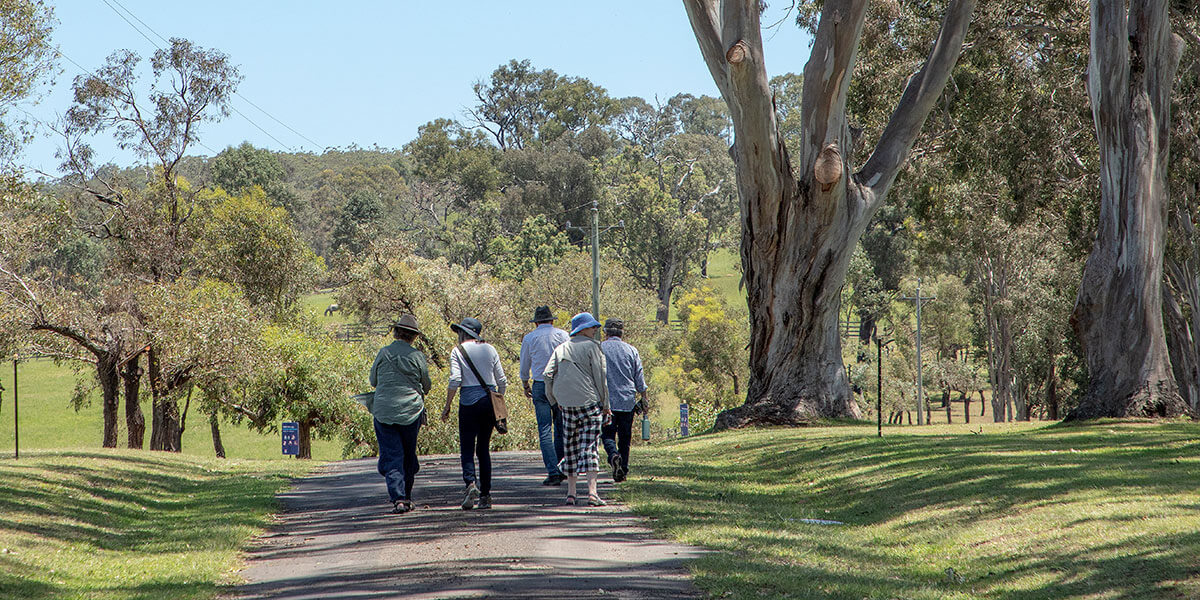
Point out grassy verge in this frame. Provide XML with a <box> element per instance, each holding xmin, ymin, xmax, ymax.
<box><xmin>623</xmin><ymin>420</ymin><xmax>1200</xmax><ymax>599</ymax></box>
<box><xmin>0</xmin><ymin>450</ymin><xmax>315</xmax><ymax>600</ymax></box>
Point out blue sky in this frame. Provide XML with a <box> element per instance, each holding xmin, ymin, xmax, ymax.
<box><xmin>19</xmin><ymin>1</ymin><xmax>814</xmax><ymax>175</ymax></box>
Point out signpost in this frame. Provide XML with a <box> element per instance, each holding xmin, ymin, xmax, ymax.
<box><xmin>12</xmin><ymin>360</ymin><xmax>18</xmax><ymax>460</ymax></box>
<box><xmin>679</xmin><ymin>403</ymin><xmax>689</xmax><ymax>437</ymax></box>
<box><xmin>281</xmin><ymin>421</ymin><xmax>299</xmax><ymax>456</ymax></box>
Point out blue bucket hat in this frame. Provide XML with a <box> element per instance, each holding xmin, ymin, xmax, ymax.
<box><xmin>569</xmin><ymin>312</ymin><xmax>602</xmax><ymax>336</ymax></box>
<box><xmin>450</xmin><ymin>317</ymin><xmax>484</xmax><ymax>341</ymax></box>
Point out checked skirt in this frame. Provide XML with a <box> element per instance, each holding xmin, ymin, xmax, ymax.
<box><xmin>559</xmin><ymin>403</ymin><xmax>603</xmax><ymax>475</ymax></box>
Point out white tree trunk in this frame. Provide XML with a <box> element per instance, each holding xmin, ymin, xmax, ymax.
<box><xmin>1070</xmin><ymin>0</ymin><xmax>1188</xmax><ymax>419</ymax></box>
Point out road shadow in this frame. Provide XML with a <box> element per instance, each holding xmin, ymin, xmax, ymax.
<box><xmin>228</xmin><ymin>451</ymin><xmax>702</xmax><ymax>600</ymax></box>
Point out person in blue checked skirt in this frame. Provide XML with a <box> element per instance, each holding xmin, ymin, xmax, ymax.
<box><xmin>367</xmin><ymin>313</ymin><xmax>432</xmax><ymax>514</ymax></box>
<box><xmin>543</xmin><ymin>312</ymin><xmax>611</xmax><ymax>507</ymax></box>
<box><xmin>519</xmin><ymin>305</ymin><xmax>570</xmax><ymax>486</ymax></box>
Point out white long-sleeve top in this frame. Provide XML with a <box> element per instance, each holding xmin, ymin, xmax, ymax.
<box><xmin>447</xmin><ymin>341</ymin><xmax>508</xmax><ymax>394</ymax></box>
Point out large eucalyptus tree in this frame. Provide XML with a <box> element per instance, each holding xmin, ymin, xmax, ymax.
<box><xmin>683</xmin><ymin>0</ymin><xmax>975</xmax><ymax>428</ymax></box>
<box><xmin>1069</xmin><ymin>0</ymin><xmax>1190</xmax><ymax>419</ymax></box>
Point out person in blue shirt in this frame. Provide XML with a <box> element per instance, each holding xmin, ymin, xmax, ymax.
<box><xmin>519</xmin><ymin>305</ymin><xmax>570</xmax><ymax>485</ymax></box>
<box><xmin>367</xmin><ymin>313</ymin><xmax>432</xmax><ymax>514</ymax></box>
<box><xmin>599</xmin><ymin>319</ymin><xmax>648</xmax><ymax>483</ymax></box>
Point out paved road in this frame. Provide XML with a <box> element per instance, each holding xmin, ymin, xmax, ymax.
<box><xmin>229</xmin><ymin>451</ymin><xmax>703</xmax><ymax>599</ymax></box>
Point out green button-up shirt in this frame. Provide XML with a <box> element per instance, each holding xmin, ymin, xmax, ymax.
<box><xmin>369</xmin><ymin>340</ymin><xmax>432</xmax><ymax>425</ymax></box>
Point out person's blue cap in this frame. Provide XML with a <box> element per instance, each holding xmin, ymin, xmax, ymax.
<box><xmin>569</xmin><ymin>312</ymin><xmax>602</xmax><ymax>336</ymax></box>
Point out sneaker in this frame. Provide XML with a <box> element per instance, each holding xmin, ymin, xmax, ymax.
<box><xmin>477</xmin><ymin>494</ymin><xmax>492</xmax><ymax>509</ymax></box>
<box><xmin>462</xmin><ymin>483</ymin><xmax>480</xmax><ymax>510</ymax></box>
<box><xmin>614</xmin><ymin>463</ymin><xmax>627</xmax><ymax>483</ymax></box>
<box><xmin>392</xmin><ymin>500</ymin><xmax>411</xmax><ymax>514</ymax></box>
<box><xmin>541</xmin><ymin>474</ymin><xmax>559</xmax><ymax>486</ymax></box>
<box><xmin>609</xmin><ymin>454</ymin><xmax>620</xmax><ymax>480</ymax></box>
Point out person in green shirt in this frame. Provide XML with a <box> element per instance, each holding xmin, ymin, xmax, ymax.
<box><xmin>367</xmin><ymin>313</ymin><xmax>432</xmax><ymax>514</ymax></box>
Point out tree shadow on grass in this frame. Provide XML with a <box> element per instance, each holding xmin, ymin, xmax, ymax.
<box><xmin>632</xmin><ymin>422</ymin><xmax>1200</xmax><ymax>599</ymax></box>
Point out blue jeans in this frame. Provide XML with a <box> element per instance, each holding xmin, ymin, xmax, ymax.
<box><xmin>532</xmin><ymin>381</ymin><xmax>565</xmax><ymax>476</ymax></box>
<box><xmin>375</xmin><ymin>416</ymin><xmax>422</xmax><ymax>503</ymax></box>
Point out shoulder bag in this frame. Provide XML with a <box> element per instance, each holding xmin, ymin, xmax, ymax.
<box><xmin>456</xmin><ymin>343</ymin><xmax>509</xmax><ymax>434</ymax></box>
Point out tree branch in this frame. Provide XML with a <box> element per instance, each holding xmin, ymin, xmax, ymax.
<box><xmin>858</xmin><ymin>0</ymin><xmax>976</xmax><ymax>198</ymax></box>
<box><xmin>799</xmin><ymin>0</ymin><xmax>870</xmax><ymax>172</ymax></box>
<box><xmin>682</xmin><ymin>0</ymin><xmax>733</xmax><ymax>102</ymax></box>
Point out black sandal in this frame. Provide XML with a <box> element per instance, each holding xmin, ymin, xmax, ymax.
<box><xmin>565</xmin><ymin>495</ymin><xmax>576</xmax><ymax>506</ymax></box>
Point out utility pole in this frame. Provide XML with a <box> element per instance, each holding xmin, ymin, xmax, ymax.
<box><xmin>565</xmin><ymin>199</ymin><xmax>622</xmax><ymax>332</ymax></box>
<box><xmin>591</xmin><ymin>198</ymin><xmax>600</xmax><ymax>320</ymax></box>
<box><xmin>900</xmin><ymin>281</ymin><xmax>935</xmax><ymax>425</ymax></box>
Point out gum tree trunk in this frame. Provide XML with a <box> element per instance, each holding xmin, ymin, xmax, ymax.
<box><xmin>123</xmin><ymin>355</ymin><xmax>145</xmax><ymax>449</ymax></box>
<box><xmin>684</xmin><ymin>0</ymin><xmax>976</xmax><ymax>428</ymax></box>
<box><xmin>99</xmin><ymin>354</ymin><xmax>120</xmax><ymax>448</ymax></box>
<box><xmin>1069</xmin><ymin>0</ymin><xmax>1188</xmax><ymax>419</ymax></box>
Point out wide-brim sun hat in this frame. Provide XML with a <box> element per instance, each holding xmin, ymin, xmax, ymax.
<box><xmin>530</xmin><ymin>305</ymin><xmax>555</xmax><ymax>323</ymax></box>
<box><xmin>392</xmin><ymin>313</ymin><xmax>422</xmax><ymax>335</ymax></box>
<box><xmin>569</xmin><ymin>312</ymin><xmax>602</xmax><ymax>336</ymax></box>
<box><xmin>450</xmin><ymin>317</ymin><xmax>484</xmax><ymax>341</ymax></box>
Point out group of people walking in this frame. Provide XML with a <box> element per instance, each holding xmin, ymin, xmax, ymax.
<box><xmin>364</xmin><ymin>306</ymin><xmax>648</xmax><ymax>514</ymax></box>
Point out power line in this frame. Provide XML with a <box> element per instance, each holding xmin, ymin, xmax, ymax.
<box><xmin>100</xmin><ymin>0</ymin><xmax>162</xmax><ymax>50</ymax></box>
<box><xmin>99</xmin><ymin>0</ymin><xmax>327</xmax><ymax>154</ymax></box>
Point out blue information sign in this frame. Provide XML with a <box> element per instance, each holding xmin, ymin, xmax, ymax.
<box><xmin>281</xmin><ymin>421</ymin><xmax>299</xmax><ymax>455</ymax></box>
<box><xmin>680</xmin><ymin>403</ymin><xmax>689</xmax><ymax>437</ymax></box>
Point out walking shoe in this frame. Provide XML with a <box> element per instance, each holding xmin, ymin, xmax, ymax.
<box><xmin>613</xmin><ymin>463</ymin><xmax>627</xmax><ymax>483</ymax></box>
<box><xmin>541</xmin><ymin>474</ymin><xmax>560</xmax><ymax>486</ymax></box>
<box><xmin>477</xmin><ymin>494</ymin><xmax>492</xmax><ymax>509</ymax></box>
<box><xmin>609</xmin><ymin>454</ymin><xmax>621</xmax><ymax>481</ymax></box>
<box><xmin>392</xmin><ymin>500</ymin><xmax>412</xmax><ymax>514</ymax></box>
<box><xmin>462</xmin><ymin>483</ymin><xmax>480</xmax><ymax>510</ymax></box>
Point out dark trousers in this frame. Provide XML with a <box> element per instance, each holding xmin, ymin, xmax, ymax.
<box><xmin>374</xmin><ymin>417</ymin><xmax>422</xmax><ymax>503</ymax></box>
<box><xmin>459</xmin><ymin>397</ymin><xmax>495</xmax><ymax>494</ymax></box>
<box><xmin>601</xmin><ymin>410</ymin><xmax>635</xmax><ymax>472</ymax></box>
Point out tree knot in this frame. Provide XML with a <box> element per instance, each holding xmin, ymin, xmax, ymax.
<box><xmin>814</xmin><ymin>143</ymin><xmax>843</xmax><ymax>192</ymax></box>
<box><xmin>726</xmin><ymin>40</ymin><xmax>751</xmax><ymax>64</ymax></box>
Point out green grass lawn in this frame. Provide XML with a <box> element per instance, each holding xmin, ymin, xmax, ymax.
<box><xmin>0</xmin><ymin>358</ymin><xmax>345</xmax><ymax>461</ymax></box>
<box><xmin>623</xmin><ymin>420</ymin><xmax>1200</xmax><ymax>600</ymax></box>
<box><xmin>0</xmin><ymin>450</ymin><xmax>315</xmax><ymax>600</ymax></box>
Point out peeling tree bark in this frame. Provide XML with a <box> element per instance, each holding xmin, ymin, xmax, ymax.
<box><xmin>1069</xmin><ymin>0</ymin><xmax>1189</xmax><ymax>419</ymax></box>
<box><xmin>684</xmin><ymin>0</ymin><xmax>976</xmax><ymax>428</ymax></box>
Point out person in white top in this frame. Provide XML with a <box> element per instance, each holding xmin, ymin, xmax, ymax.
<box><xmin>441</xmin><ymin>317</ymin><xmax>507</xmax><ymax>510</ymax></box>
<box><xmin>519</xmin><ymin>305</ymin><xmax>570</xmax><ymax>485</ymax></box>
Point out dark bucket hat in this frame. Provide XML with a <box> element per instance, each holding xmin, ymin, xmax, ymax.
<box><xmin>450</xmin><ymin>317</ymin><xmax>484</xmax><ymax>341</ymax></box>
<box><xmin>392</xmin><ymin>313</ymin><xmax>422</xmax><ymax>335</ymax></box>
<box><xmin>530</xmin><ymin>305</ymin><xmax>555</xmax><ymax>323</ymax></box>
<box><xmin>603</xmin><ymin>318</ymin><xmax>624</xmax><ymax>336</ymax></box>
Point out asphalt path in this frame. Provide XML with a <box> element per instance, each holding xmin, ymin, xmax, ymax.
<box><xmin>229</xmin><ymin>451</ymin><xmax>703</xmax><ymax>599</ymax></box>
